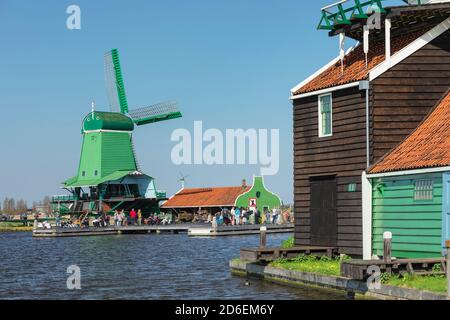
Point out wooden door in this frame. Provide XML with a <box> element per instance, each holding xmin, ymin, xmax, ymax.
<box><xmin>310</xmin><ymin>176</ymin><xmax>337</xmax><ymax>247</ymax></box>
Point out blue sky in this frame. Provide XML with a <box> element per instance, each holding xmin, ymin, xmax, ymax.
<box><xmin>0</xmin><ymin>0</ymin><xmax>404</xmax><ymax>205</ymax></box>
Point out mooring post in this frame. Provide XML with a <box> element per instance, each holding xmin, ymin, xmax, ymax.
<box><xmin>383</xmin><ymin>231</ymin><xmax>392</xmax><ymax>263</ymax></box>
<box><xmin>260</xmin><ymin>226</ymin><xmax>267</xmax><ymax>248</ymax></box>
<box><xmin>446</xmin><ymin>240</ymin><xmax>450</xmax><ymax>300</ymax></box>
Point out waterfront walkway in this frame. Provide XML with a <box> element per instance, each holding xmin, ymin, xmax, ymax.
<box><xmin>32</xmin><ymin>223</ymin><xmax>294</xmax><ymax>237</ymax></box>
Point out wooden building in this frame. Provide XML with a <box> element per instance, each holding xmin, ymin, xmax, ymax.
<box><xmin>161</xmin><ymin>176</ymin><xmax>281</xmax><ymax>217</ymax></box>
<box><xmin>290</xmin><ymin>2</ymin><xmax>450</xmax><ymax>256</ymax></box>
<box><xmin>362</xmin><ymin>91</ymin><xmax>450</xmax><ymax>259</ymax></box>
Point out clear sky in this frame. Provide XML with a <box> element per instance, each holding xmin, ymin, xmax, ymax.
<box><xmin>0</xmin><ymin>0</ymin><xmax>405</xmax><ymax>205</ymax></box>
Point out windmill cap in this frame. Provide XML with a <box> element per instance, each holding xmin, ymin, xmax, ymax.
<box><xmin>82</xmin><ymin>111</ymin><xmax>134</xmax><ymax>132</ymax></box>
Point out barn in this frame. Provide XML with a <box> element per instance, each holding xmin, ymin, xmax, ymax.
<box><xmin>291</xmin><ymin>1</ymin><xmax>450</xmax><ymax>256</ymax></box>
<box><xmin>161</xmin><ymin>176</ymin><xmax>282</xmax><ymax>219</ymax></box>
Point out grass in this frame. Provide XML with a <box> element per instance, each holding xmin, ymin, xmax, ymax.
<box><xmin>382</xmin><ymin>270</ymin><xmax>448</xmax><ymax>294</ymax></box>
<box><xmin>0</xmin><ymin>222</ymin><xmax>24</xmax><ymax>227</ymax></box>
<box><xmin>281</xmin><ymin>236</ymin><xmax>294</xmax><ymax>249</ymax></box>
<box><xmin>269</xmin><ymin>254</ymin><xmax>350</xmax><ymax>277</ymax></box>
<box><xmin>0</xmin><ymin>222</ymin><xmax>33</xmax><ymax>232</ymax></box>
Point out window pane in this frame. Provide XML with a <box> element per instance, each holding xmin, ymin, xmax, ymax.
<box><xmin>320</xmin><ymin>95</ymin><xmax>332</xmax><ymax>136</ymax></box>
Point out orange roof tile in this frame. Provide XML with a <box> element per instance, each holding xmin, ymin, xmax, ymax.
<box><xmin>294</xmin><ymin>29</ymin><xmax>429</xmax><ymax>95</ymax></box>
<box><xmin>161</xmin><ymin>186</ymin><xmax>251</xmax><ymax>208</ymax></box>
<box><xmin>369</xmin><ymin>91</ymin><xmax>450</xmax><ymax>174</ymax></box>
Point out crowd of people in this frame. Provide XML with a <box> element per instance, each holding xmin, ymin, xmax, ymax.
<box><xmin>210</xmin><ymin>207</ymin><xmax>290</xmax><ymax>226</ymax></box>
<box><xmin>55</xmin><ymin>209</ymin><xmax>174</xmax><ymax>228</ymax></box>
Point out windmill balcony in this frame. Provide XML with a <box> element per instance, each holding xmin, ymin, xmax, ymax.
<box><xmin>156</xmin><ymin>191</ymin><xmax>167</xmax><ymax>199</ymax></box>
<box><xmin>52</xmin><ymin>195</ymin><xmax>79</xmax><ymax>202</ymax></box>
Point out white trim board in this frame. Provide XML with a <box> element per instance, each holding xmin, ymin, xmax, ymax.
<box><xmin>369</xmin><ymin>16</ymin><xmax>450</xmax><ymax>81</ymax></box>
<box><xmin>367</xmin><ymin>166</ymin><xmax>450</xmax><ymax>178</ymax></box>
<box><xmin>361</xmin><ymin>171</ymin><xmax>372</xmax><ymax>260</ymax></box>
<box><xmin>290</xmin><ymin>44</ymin><xmax>358</xmax><ymax>95</ymax></box>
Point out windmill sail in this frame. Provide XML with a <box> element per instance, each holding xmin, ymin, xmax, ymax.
<box><xmin>104</xmin><ymin>49</ymin><xmax>129</xmax><ymax>114</ymax></box>
<box><xmin>128</xmin><ymin>101</ymin><xmax>182</xmax><ymax>126</ymax></box>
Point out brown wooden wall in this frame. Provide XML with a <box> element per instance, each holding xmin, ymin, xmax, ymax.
<box><xmin>371</xmin><ymin>30</ymin><xmax>450</xmax><ymax>160</ymax></box>
<box><xmin>293</xmin><ymin>30</ymin><xmax>450</xmax><ymax>257</ymax></box>
<box><xmin>293</xmin><ymin>87</ymin><xmax>367</xmax><ymax>256</ymax></box>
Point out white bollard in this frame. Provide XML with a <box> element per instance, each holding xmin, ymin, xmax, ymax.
<box><xmin>383</xmin><ymin>231</ymin><xmax>393</xmax><ymax>263</ymax></box>
<box><xmin>260</xmin><ymin>226</ymin><xmax>267</xmax><ymax>248</ymax></box>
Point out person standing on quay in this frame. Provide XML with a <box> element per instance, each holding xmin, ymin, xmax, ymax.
<box><xmin>137</xmin><ymin>209</ymin><xmax>142</xmax><ymax>226</ymax></box>
<box><xmin>130</xmin><ymin>208</ymin><xmax>137</xmax><ymax>225</ymax></box>
<box><xmin>234</xmin><ymin>207</ymin><xmax>241</xmax><ymax>225</ymax></box>
<box><xmin>114</xmin><ymin>210</ymin><xmax>119</xmax><ymax>226</ymax></box>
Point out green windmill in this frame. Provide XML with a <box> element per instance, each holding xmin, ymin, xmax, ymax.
<box><xmin>53</xmin><ymin>49</ymin><xmax>182</xmax><ymax>216</ymax></box>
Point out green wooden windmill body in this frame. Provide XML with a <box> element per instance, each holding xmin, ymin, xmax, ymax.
<box><xmin>56</xmin><ymin>49</ymin><xmax>181</xmax><ymax>215</ymax></box>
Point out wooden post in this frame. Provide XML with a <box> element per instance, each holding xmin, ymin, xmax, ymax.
<box><xmin>260</xmin><ymin>226</ymin><xmax>267</xmax><ymax>248</ymax></box>
<box><xmin>383</xmin><ymin>231</ymin><xmax>392</xmax><ymax>263</ymax></box>
<box><xmin>446</xmin><ymin>240</ymin><xmax>450</xmax><ymax>301</ymax></box>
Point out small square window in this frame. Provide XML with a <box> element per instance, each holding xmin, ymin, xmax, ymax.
<box><xmin>318</xmin><ymin>94</ymin><xmax>332</xmax><ymax>137</ymax></box>
<box><xmin>414</xmin><ymin>179</ymin><xmax>434</xmax><ymax>201</ymax></box>
<box><xmin>94</xmin><ymin>170</ymin><xmax>98</xmax><ymax>176</ymax></box>
<box><xmin>82</xmin><ymin>171</ymin><xmax>86</xmax><ymax>177</ymax></box>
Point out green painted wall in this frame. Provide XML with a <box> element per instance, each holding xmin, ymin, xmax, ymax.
<box><xmin>235</xmin><ymin>176</ymin><xmax>282</xmax><ymax>212</ymax></box>
<box><xmin>76</xmin><ymin>131</ymin><xmax>137</xmax><ymax>184</ymax></box>
<box><xmin>372</xmin><ymin>173</ymin><xmax>443</xmax><ymax>259</ymax></box>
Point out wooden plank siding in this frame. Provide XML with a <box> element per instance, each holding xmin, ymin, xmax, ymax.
<box><xmin>371</xmin><ymin>30</ymin><xmax>450</xmax><ymax>161</ymax></box>
<box><xmin>372</xmin><ymin>174</ymin><xmax>443</xmax><ymax>259</ymax></box>
<box><xmin>292</xmin><ymin>30</ymin><xmax>450</xmax><ymax>257</ymax></box>
<box><xmin>293</xmin><ymin>87</ymin><xmax>367</xmax><ymax>256</ymax></box>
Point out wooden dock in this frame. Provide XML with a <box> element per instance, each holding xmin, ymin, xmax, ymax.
<box><xmin>32</xmin><ymin>223</ymin><xmax>294</xmax><ymax>238</ymax></box>
<box><xmin>240</xmin><ymin>245</ymin><xmax>339</xmax><ymax>262</ymax></box>
<box><xmin>341</xmin><ymin>258</ymin><xmax>446</xmax><ymax>280</ymax></box>
<box><xmin>188</xmin><ymin>224</ymin><xmax>294</xmax><ymax>237</ymax></box>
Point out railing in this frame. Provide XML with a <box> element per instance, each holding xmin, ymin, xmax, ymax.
<box><xmin>318</xmin><ymin>0</ymin><xmax>386</xmax><ymax>30</ymax></box>
<box><xmin>52</xmin><ymin>195</ymin><xmax>78</xmax><ymax>202</ymax></box>
<box><xmin>156</xmin><ymin>191</ymin><xmax>167</xmax><ymax>199</ymax></box>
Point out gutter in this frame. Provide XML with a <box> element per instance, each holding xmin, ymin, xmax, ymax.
<box><xmin>359</xmin><ymin>81</ymin><xmax>370</xmax><ymax>168</ymax></box>
<box><xmin>290</xmin><ymin>81</ymin><xmax>361</xmax><ymax>100</ymax></box>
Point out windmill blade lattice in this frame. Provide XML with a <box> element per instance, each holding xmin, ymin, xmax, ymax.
<box><xmin>104</xmin><ymin>49</ymin><xmax>129</xmax><ymax>114</ymax></box>
<box><xmin>128</xmin><ymin>101</ymin><xmax>182</xmax><ymax>126</ymax></box>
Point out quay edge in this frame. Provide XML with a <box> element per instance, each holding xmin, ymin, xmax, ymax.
<box><xmin>229</xmin><ymin>259</ymin><xmax>447</xmax><ymax>301</ymax></box>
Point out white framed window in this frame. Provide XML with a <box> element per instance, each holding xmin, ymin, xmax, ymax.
<box><xmin>318</xmin><ymin>93</ymin><xmax>333</xmax><ymax>137</ymax></box>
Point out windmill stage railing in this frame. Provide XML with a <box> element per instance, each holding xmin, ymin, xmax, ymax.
<box><xmin>318</xmin><ymin>0</ymin><xmax>387</xmax><ymax>30</ymax></box>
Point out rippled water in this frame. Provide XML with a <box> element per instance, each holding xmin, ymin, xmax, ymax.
<box><xmin>0</xmin><ymin>232</ymin><xmax>346</xmax><ymax>300</ymax></box>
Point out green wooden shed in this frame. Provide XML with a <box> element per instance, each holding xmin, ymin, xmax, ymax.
<box><xmin>362</xmin><ymin>91</ymin><xmax>450</xmax><ymax>259</ymax></box>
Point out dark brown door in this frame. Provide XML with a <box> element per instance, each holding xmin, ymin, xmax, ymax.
<box><xmin>310</xmin><ymin>176</ymin><xmax>337</xmax><ymax>247</ymax></box>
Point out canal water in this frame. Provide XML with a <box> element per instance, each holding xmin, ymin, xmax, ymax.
<box><xmin>0</xmin><ymin>232</ymin><xmax>346</xmax><ymax>300</ymax></box>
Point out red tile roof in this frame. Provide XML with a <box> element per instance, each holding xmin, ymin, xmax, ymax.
<box><xmin>369</xmin><ymin>91</ymin><xmax>450</xmax><ymax>174</ymax></box>
<box><xmin>161</xmin><ymin>186</ymin><xmax>251</xmax><ymax>208</ymax></box>
<box><xmin>293</xmin><ymin>29</ymin><xmax>429</xmax><ymax>95</ymax></box>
